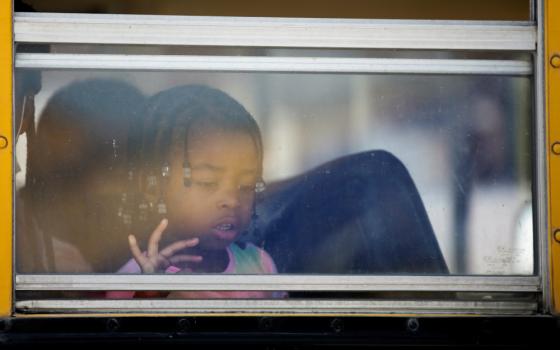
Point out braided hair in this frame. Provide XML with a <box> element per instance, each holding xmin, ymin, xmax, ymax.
<box><xmin>124</xmin><ymin>84</ymin><xmax>264</xmax><ymax>233</ymax></box>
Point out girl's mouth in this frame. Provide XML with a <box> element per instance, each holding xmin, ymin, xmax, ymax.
<box><xmin>211</xmin><ymin>222</ymin><xmax>239</xmax><ymax>241</ymax></box>
<box><xmin>215</xmin><ymin>223</ymin><xmax>234</xmax><ymax>231</ymax></box>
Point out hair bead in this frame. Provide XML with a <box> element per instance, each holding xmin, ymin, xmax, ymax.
<box><xmin>161</xmin><ymin>162</ymin><xmax>170</xmax><ymax>178</ymax></box>
<box><xmin>146</xmin><ymin>174</ymin><xmax>157</xmax><ymax>188</ymax></box>
<box><xmin>255</xmin><ymin>180</ymin><xmax>266</xmax><ymax>193</ymax></box>
<box><xmin>157</xmin><ymin>198</ymin><xmax>167</xmax><ymax>214</ymax></box>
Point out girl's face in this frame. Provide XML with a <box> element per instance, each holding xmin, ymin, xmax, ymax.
<box><xmin>163</xmin><ymin>127</ymin><xmax>260</xmax><ymax>250</ymax></box>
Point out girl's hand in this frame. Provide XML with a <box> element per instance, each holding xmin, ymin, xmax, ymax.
<box><xmin>128</xmin><ymin>218</ymin><xmax>202</xmax><ymax>273</ymax></box>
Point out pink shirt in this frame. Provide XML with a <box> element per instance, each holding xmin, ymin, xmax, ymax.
<box><xmin>107</xmin><ymin>242</ymin><xmax>284</xmax><ymax>299</ymax></box>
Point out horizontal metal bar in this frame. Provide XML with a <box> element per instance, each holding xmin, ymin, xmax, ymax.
<box><xmin>16</xmin><ymin>275</ymin><xmax>540</xmax><ymax>292</ymax></box>
<box><xmin>15</xmin><ymin>13</ymin><xmax>536</xmax><ymax>51</ymax></box>
<box><xmin>15</xmin><ymin>299</ymin><xmax>538</xmax><ymax>315</ymax></box>
<box><xmin>15</xmin><ymin>54</ymin><xmax>533</xmax><ymax>75</ymax></box>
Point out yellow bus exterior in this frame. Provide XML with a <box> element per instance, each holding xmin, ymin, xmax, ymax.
<box><xmin>0</xmin><ymin>0</ymin><xmax>559</xmax><ymax>323</ymax></box>
<box><xmin>0</xmin><ymin>0</ymin><xmax>13</xmax><ymax>318</ymax></box>
<box><xmin>547</xmin><ymin>0</ymin><xmax>560</xmax><ymax>315</ymax></box>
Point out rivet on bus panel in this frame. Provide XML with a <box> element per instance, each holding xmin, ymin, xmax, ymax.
<box><xmin>0</xmin><ymin>135</ymin><xmax>8</xmax><ymax>149</ymax></box>
<box><xmin>552</xmin><ymin>142</ymin><xmax>560</xmax><ymax>155</ymax></box>
<box><xmin>551</xmin><ymin>54</ymin><xmax>560</xmax><ymax>68</ymax></box>
<box><xmin>554</xmin><ymin>229</ymin><xmax>560</xmax><ymax>244</ymax></box>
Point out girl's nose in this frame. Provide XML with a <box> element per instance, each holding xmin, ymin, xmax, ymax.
<box><xmin>217</xmin><ymin>187</ymin><xmax>241</xmax><ymax>209</ymax></box>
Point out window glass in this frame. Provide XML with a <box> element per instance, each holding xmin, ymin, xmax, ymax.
<box><xmin>14</xmin><ymin>68</ymin><xmax>533</xmax><ymax>278</ymax></box>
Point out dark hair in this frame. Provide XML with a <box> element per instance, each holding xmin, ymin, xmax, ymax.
<box><xmin>139</xmin><ymin>84</ymin><xmax>263</xmax><ymax>184</ymax></box>
<box><xmin>27</xmin><ymin>79</ymin><xmax>145</xmax><ymax>184</ymax></box>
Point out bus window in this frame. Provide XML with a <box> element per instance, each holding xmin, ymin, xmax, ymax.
<box><xmin>11</xmin><ymin>8</ymin><xmax>541</xmax><ymax>315</ymax></box>
<box><xmin>14</xmin><ymin>62</ymin><xmax>533</xmax><ymax>276</ymax></box>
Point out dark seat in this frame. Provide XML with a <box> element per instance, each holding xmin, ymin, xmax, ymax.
<box><xmin>246</xmin><ymin>150</ymin><xmax>449</xmax><ymax>274</ymax></box>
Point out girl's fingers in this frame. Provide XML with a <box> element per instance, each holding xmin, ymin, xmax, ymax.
<box><xmin>128</xmin><ymin>234</ymin><xmax>153</xmax><ymax>273</ymax></box>
<box><xmin>130</xmin><ymin>221</ymin><xmax>198</xmax><ymax>274</ymax></box>
<box><xmin>147</xmin><ymin>218</ymin><xmax>168</xmax><ymax>259</ymax></box>
<box><xmin>159</xmin><ymin>237</ymin><xmax>199</xmax><ymax>258</ymax></box>
<box><xmin>169</xmin><ymin>254</ymin><xmax>203</xmax><ymax>265</ymax></box>
<box><xmin>155</xmin><ymin>254</ymin><xmax>172</xmax><ymax>269</ymax></box>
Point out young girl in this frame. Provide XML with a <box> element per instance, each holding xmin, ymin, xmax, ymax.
<box><xmin>111</xmin><ymin>84</ymin><xmax>279</xmax><ymax>299</ymax></box>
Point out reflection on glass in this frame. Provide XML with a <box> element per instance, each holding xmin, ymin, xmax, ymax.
<box><xmin>15</xmin><ymin>69</ymin><xmax>533</xmax><ymax>276</ymax></box>
<box><xmin>16</xmin><ymin>79</ymin><xmax>145</xmax><ymax>273</ymax></box>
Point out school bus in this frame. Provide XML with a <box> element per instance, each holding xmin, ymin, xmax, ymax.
<box><xmin>1</xmin><ymin>0</ymin><xmax>559</xmax><ymax>346</ymax></box>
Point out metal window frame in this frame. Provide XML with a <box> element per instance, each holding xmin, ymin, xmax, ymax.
<box><xmin>16</xmin><ymin>299</ymin><xmax>538</xmax><ymax>316</ymax></box>
<box><xmin>15</xmin><ymin>275</ymin><xmax>541</xmax><ymax>292</ymax></box>
<box><xmin>14</xmin><ymin>12</ymin><xmax>536</xmax><ymax>51</ymax></box>
<box><xmin>15</xmin><ymin>53</ymin><xmax>532</xmax><ymax>75</ymax></box>
<box><xmin>535</xmin><ymin>0</ymin><xmax>550</xmax><ymax>315</ymax></box>
<box><xmin>12</xmin><ymin>10</ymin><xmax>547</xmax><ymax>316</ymax></box>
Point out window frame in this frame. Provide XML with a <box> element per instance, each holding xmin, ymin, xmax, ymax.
<box><xmin>11</xmin><ymin>7</ymin><xmax>548</xmax><ymax>316</ymax></box>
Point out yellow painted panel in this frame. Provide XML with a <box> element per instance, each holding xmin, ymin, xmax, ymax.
<box><xmin>547</xmin><ymin>0</ymin><xmax>560</xmax><ymax>315</ymax></box>
<box><xmin>0</xmin><ymin>0</ymin><xmax>13</xmax><ymax>317</ymax></box>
